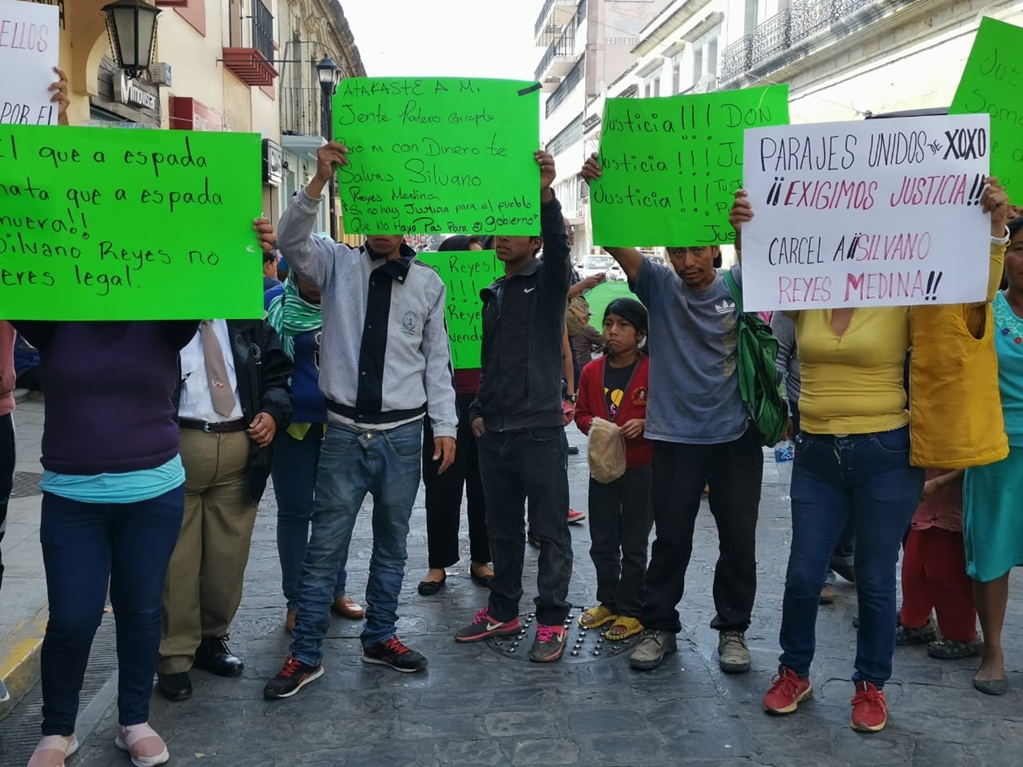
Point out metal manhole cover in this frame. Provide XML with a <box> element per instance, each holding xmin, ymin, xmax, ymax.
<box><xmin>10</xmin><ymin>471</ymin><xmax>42</xmax><ymax>499</ymax></box>
<box><xmin>487</xmin><ymin>610</ymin><xmax>641</xmax><ymax>663</ymax></box>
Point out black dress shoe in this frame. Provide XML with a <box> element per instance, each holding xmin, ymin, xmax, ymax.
<box><xmin>193</xmin><ymin>637</ymin><xmax>244</xmax><ymax>677</ymax></box>
<box><xmin>417</xmin><ymin>577</ymin><xmax>446</xmax><ymax>596</ymax></box>
<box><xmin>470</xmin><ymin>566</ymin><xmax>493</xmax><ymax>587</ymax></box>
<box><xmin>157</xmin><ymin>672</ymin><xmax>192</xmax><ymax>701</ymax></box>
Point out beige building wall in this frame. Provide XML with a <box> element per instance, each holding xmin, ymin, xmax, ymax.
<box><xmin>786</xmin><ymin>1</ymin><xmax>1023</xmax><ymax>125</ymax></box>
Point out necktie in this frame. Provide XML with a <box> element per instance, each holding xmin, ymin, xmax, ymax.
<box><xmin>201</xmin><ymin>321</ymin><xmax>236</xmax><ymax>418</ymax></box>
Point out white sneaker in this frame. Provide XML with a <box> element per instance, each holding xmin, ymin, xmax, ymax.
<box><xmin>115</xmin><ymin>723</ymin><xmax>170</xmax><ymax>767</ymax></box>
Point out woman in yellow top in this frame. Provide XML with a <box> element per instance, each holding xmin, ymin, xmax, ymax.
<box><xmin>729</xmin><ymin>178</ymin><xmax>1010</xmax><ymax>733</ymax></box>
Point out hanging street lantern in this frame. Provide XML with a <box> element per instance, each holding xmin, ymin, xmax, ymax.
<box><xmin>102</xmin><ymin>0</ymin><xmax>161</xmax><ymax>80</ymax></box>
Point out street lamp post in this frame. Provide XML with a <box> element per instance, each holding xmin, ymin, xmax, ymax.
<box><xmin>102</xmin><ymin>0</ymin><xmax>161</xmax><ymax>80</ymax></box>
<box><xmin>316</xmin><ymin>56</ymin><xmax>342</xmax><ymax>241</ymax></box>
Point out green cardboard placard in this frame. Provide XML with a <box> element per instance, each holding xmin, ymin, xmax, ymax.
<box><xmin>584</xmin><ymin>280</ymin><xmax>637</xmax><ymax>331</ymax></box>
<box><xmin>591</xmin><ymin>84</ymin><xmax>790</xmax><ymax>247</ymax></box>
<box><xmin>417</xmin><ymin>249</ymin><xmax>501</xmax><ymax>369</ymax></box>
<box><xmin>333</xmin><ymin>77</ymin><xmax>540</xmax><ymax>236</ymax></box>
<box><xmin>0</xmin><ymin>124</ymin><xmax>264</xmax><ymax>320</ymax></box>
<box><xmin>949</xmin><ymin>17</ymin><xmax>1023</xmax><ymax>200</ymax></box>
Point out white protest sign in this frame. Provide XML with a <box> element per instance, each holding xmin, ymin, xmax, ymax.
<box><xmin>741</xmin><ymin>114</ymin><xmax>991</xmax><ymax>311</ymax></box>
<box><xmin>0</xmin><ymin>0</ymin><xmax>59</xmax><ymax>126</ymax></box>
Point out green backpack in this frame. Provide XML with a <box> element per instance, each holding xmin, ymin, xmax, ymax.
<box><xmin>723</xmin><ymin>270</ymin><xmax>789</xmax><ymax>447</ymax></box>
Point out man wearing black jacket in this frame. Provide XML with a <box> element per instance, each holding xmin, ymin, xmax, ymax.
<box><xmin>158</xmin><ymin>318</ymin><xmax>292</xmax><ymax>701</ymax></box>
<box><xmin>454</xmin><ymin>150</ymin><xmax>575</xmax><ymax>662</ymax></box>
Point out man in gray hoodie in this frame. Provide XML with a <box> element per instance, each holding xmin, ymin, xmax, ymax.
<box><xmin>264</xmin><ymin>140</ymin><xmax>457</xmax><ymax>699</ymax></box>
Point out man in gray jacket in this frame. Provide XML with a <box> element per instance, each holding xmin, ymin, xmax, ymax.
<box><xmin>264</xmin><ymin>141</ymin><xmax>457</xmax><ymax>699</ymax></box>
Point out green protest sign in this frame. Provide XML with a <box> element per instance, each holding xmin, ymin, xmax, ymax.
<box><xmin>333</xmin><ymin>78</ymin><xmax>540</xmax><ymax>236</ymax></box>
<box><xmin>590</xmin><ymin>85</ymin><xmax>789</xmax><ymax>247</ymax></box>
<box><xmin>949</xmin><ymin>17</ymin><xmax>1023</xmax><ymax>199</ymax></box>
<box><xmin>0</xmin><ymin>124</ymin><xmax>264</xmax><ymax>320</ymax></box>
<box><xmin>417</xmin><ymin>249</ymin><xmax>501</xmax><ymax>369</ymax></box>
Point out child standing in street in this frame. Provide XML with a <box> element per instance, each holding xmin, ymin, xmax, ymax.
<box><xmin>897</xmin><ymin>469</ymin><xmax>982</xmax><ymax>659</ymax></box>
<box><xmin>574</xmin><ymin>299</ymin><xmax>653</xmax><ymax>641</ymax></box>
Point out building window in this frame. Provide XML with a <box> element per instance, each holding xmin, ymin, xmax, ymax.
<box><xmin>671</xmin><ymin>53</ymin><xmax>682</xmax><ymax>95</ymax></box>
<box><xmin>643</xmin><ymin>74</ymin><xmax>661</xmax><ymax>98</ymax></box>
<box><xmin>744</xmin><ymin>0</ymin><xmax>768</xmax><ymax>36</ymax></box>
<box><xmin>693</xmin><ymin>28</ymin><xmax>720</xmax><ymax>84</ymax></box>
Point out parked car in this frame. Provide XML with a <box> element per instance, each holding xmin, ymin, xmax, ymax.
<box><xmin>577</xmin><ymin>254</ymin><xmax>615</xmax><ymax>280</ymax></box>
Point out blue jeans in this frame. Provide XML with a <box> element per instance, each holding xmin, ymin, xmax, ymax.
<box><xmin>272</xmin><ymin>426</ymin><xmax>346</xmax><ymax>609</ymax></box>
<box><xmin>290</xmin><ymin>420</ymin><xmax>422</xmax><ymax>665</ymax></box>
<box><xmin>39</xmin><ymin>487</ymin><xmax>184</xmax><ymax>735</ymax></box>
<box><xmin>779</xmin><ymin>426</ymin><xmax>923</xmax><ymax>687</ymax></box>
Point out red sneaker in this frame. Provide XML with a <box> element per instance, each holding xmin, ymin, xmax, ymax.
<box><xmin>850</xmin><ymin>681</ymin><xmax>887</xmax><ymax>732</ymax></box>
<box><xmin>763</xmin><ymin>666</ymin><xmax>813</xmax><ymax>714</ymax></box>
<box><xmin>567</xmin><ymin>508</ymin><xmax>586</xmax><ymax>524</ymax></box>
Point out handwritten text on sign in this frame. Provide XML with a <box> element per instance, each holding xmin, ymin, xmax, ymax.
<box><xmin>0</xmin><ymin>124</ymin><xmax>264</xmax><ymax>320</ymax></box>
<box><xmin>590</xmin><ymin>85</ymin><xmax>789</xmax><ymax>247</ymax></box>
<box><xmin>334</xmin><ymin>78</ymin><xmax>540</xmax><ymax>236</ymax></box>
<box><xmin>740</xmin><ymin>115</ymin><xmax>991</xmax><ymax>311</ymax></box>
<box><xmin>416</xmin><ymin>249</ymin><xmax>500</xmax><ymax>370</ymax></box>
<box><xmin>0</xmin><ymin>0</ymin><xmax>59</xmax><ymax>125</ymax></box>
<box><xmin>949</xmin><ymin>17</ymin><xmax>1023</xmax><ymax>201</ymax></box>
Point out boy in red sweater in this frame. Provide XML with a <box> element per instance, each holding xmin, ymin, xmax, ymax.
<box><xmin>575</xmin><ymin>299</ymin><xmax>653</xmax><ymax>640</ymax></box>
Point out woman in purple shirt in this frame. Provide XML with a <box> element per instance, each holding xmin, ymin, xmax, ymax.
<box><xmin>19</xmin><ymin>235</ymin><xmax>276</xmax><ymax>767</ymax></box>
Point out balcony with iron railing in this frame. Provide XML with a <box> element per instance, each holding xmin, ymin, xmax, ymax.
<box><xmin>720</xmin><ymin>35</ymin><xmax>752</xmax><ymax>82</ymax></box>
<box><xmin>534</xmin><ymin>32</ymin><xmax>577</xmax><ymax>82</ymax></box>
<box><xmin>722</xmin><ymin>0</ymin><xmax>893</xmax><ymax>82</ymax></box>
<box><xmin>534</xmin><ymin>0</ymin><xmax>579</xmax><ymax>42</ymax></box>
<box><xmin>223</xmin><ymin>0</ymin><xmax>278</xmax><ymax>87</ymax></box>
<box><xmin>751</xmin><ymin>9</ymin><xmax>791</xmax><ymax>68</ymax></box>
<box><xmin>546</xmin><ymin>57</ymin><xmax>584</xmax><ymax>117</ymax></box>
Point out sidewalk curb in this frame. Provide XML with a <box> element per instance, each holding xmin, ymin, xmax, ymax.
<box><xmin>0</xmin><ymin>603</ymin><xmax>47</xmax><ymax>720</ymax></box>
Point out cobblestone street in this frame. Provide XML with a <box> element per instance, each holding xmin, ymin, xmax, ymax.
<box><xmin>13</xmin><ymin>435</ymin><xmax>1018</xmax><ymax>767</ymax></box>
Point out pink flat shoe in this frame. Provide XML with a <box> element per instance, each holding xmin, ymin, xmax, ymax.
<box><xmin>27</xmin><ymin>735</ymin><xmax>79</xmax><ymax>767</ymax></box>
<box><xmin>115</xmin><ymin>723</ymin><xmax>169</xmax><ymax>767</ymax></box>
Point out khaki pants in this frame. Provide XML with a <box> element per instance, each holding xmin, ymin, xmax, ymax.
<box><xmin>159</xmin><ymin>429</ymin><xmax>256</xmax><ymax>675</ymax></box>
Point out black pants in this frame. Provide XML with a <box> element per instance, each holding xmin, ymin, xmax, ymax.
<box><xmin>478</xmin><ymin>426</ymin><xmax>573</xmax><ymax>625</ymax></box>
<box><xmin>641</xmin><ymin>428</ymin><xmax>763</xmax><ymax>633</ymax></box>
<box><xmin>588</xmin><ymin>465</ymin><xmax>652</xmax><ymax>618</ymax></box>
<box><xmin>0</xmin><ymin>413</ymin><xmax>15</xmax><ymax>593</ymax></box>
<box><xmin>422</xmin><ymin>392</ymin><xmax>489</xmax><ymax>568</ymax></box>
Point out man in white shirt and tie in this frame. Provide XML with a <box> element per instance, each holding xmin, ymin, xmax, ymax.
<box><xmin>158</xmin><ymin>318</ymin><xmax>291</xmax><ymax>702</ymax></box>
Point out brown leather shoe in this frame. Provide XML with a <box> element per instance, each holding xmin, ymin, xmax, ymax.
<box><xmin>331</xmin><ymin>596</ymin><xmax>365</xmax><ymax>620</ymax></box>
<box><xmin>285</xmin><ymin>608</ymin><xmax>297</xmax><ymax>634</ymax></box>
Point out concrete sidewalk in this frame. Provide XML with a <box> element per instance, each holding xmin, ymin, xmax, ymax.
<box><xmin>0</xmin><ymin>396</ymin><xmax>46</xmax><ymax>720</ymax></box>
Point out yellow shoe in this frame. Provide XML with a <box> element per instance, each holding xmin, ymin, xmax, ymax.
<box><xmin>578</xmin><ymin>605</ymin><xmax>616</xmax><ymax>629</ymax></box>
<box><xmin>605</xmin><ymin>616</ymin><xmax>644</xmax><ymax>641</ymax></box>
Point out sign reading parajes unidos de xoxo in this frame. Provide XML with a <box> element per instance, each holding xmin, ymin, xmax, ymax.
<box><xmin>950</xmin><ymin>17</ymin><xmax>1023</xmax><ymax>200</ymax></box>
<box><xmin>740</xmin><ymin>114</ymin><xmax>991</xmax><ymax>311</ymax></box>
<box><xmin>333</xmin><ymin>78</ymin><xmax>540</xmax><ymax>236</ymax></box>
<box><xmin>0</xmin><ymin>124</ymin><xmax>264</xmax><ymax>320</ymax></box>
<box><xmin>0</xmin><ymin>0</ymin><xmax>59</xmax><ymax>126</ymax></box>
<box><xmin>417</xmin><ymin>249</ymin><xmax>500</xmax><ymax>370</ymax></box>
<box><xmin>590</xmin><ymin>85</ymin><xmax>789</xmax><ymax>248</ymax></box>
